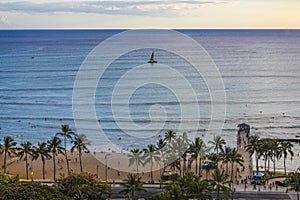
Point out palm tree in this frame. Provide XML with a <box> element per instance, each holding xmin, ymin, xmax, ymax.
<box><xmin>47</xmin><ymin>136</ymin><xmax>64</xmax><ymax>180</ymax></box>
<box><xmin>206</xmin><ymin>154</ymin><xmax>222</xmax><ymax>179</ymax></box>
<box><xmin>143</xmin><ymin>144</ymin><xmax>160</xmax><ymax>183</ymax></box>
<box><xmin>0</xmin><ymin>136</ymin><xmax>17</xmax><ymax>173</ymax></box>
<box><xmin>170</xmin><ymin>133</ymin><xmax>189</xmax><ymax>176</ymax></box>
<box><xmin>227</xmin><ymin>147</ymin><xmax>244</xmax><ymax>189</ymax></box>
<box><xmin>270</xmin><ymin>138</ymin><xmax>282</xmax><ymax>175</ymax></box>
<box><xmin>128</xmin><ymin>149</ymin><xmax>144</xmax><ymax>176</ymax></box>
<box><xmin>30</xmin><ymin>147</ymin><xmax>39</xmax><ymax>176</ymax></box>
<box><xmin>287</xmin><ymin>172</ymin><xmax>300</xmax><ymax>200</ymax></box>
<box><xmin>260</xmin><ymin>138</ymin><xmax>273</xmax><ymax>172</ymax></box>
<box><xmin>157</xmin><ymin>138</ymin><xmax>167</xmax><ymax>173</ymax></box>
<box><xmin>17</xmin><ymin>141</ymin><xmax>34</xmax><ymax>180</ymax></box>
<box><xmin>183</xmin><ymin>171</ymin><xmax>212</xmax><ymax>199</ymax></box>
<box><xmin>119</xmin><ymin>173</ymin><xmax>146</xmax><ymax>199</ymax></box>
<box><xmin>210</xmin><ymin>169</ymin><xmax>232</xmax><ymax>200</ymax></box>
<box><xmin>56</xmin><ymin>124</ymin><xmax>74</xmax><ymax>175</ymax></box>
<box><xmin>71</xmin><ymin>134</ymin><xmax>90</xmax><ymax>173</ymax></box>
<box><xmin>246</xmin><ymin>134</ymin><xmax>261</xmax><ymax>174</ymax></box>
<box><xmin>166</xmin><ymin>151</ymin><xmax>181</xmax><ymax>173</ymax></box>
<box><xmin>190</xmin><ymin>178</ymin><xmax>212</xmax><ymax>200</ymax></box>
<box><xmin>221</xmin><ymin>146</ymin><xmax>231</xmax><ymax>174</ymax></box>
<box><xmin>280</xmin><ymin>141</ymin><xmax>294</xmax><ymax>175</ymax></box>
<box><xmin>207</xmin><ymin>153</ymin><xmax>222</xmax><ymax>169</ymax></box>
<box><xmin>164</xmin><ymin>130</ymin><xmax>176</xmax><ymax>143</ymax></box>
<box><xmin>35</xmin><ymin>142</ymin><xmax>52</xmax><ymax>180</ymax></box>
<box><xmin>209</xmin><ymin>135</ymin><xmax>226</xmax><ymax>154</ymax></box>
<box><xmin>188</xmin><ymin>137</ymin><xmax>209</xmax><ymax>175</ymax></box>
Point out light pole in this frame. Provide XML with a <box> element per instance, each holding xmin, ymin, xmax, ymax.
<box><xmin>105</xmin><ymin>154</ymin><xmax>110</xmax><ymax>182</ymax></box>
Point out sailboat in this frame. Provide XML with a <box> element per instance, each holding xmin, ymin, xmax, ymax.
<box><xmin>148</xmin><ymin>52</ymin><xmax>157</xmax><ymax>63</ymax></box>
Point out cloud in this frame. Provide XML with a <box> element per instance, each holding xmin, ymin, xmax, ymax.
<box><xmin>0</xmin><ymin>15</ymin><xmax>10</xmax><ymax>27</ymax></box>
<box><xmin>0</xmin><ymin>0</ymin><xmax>234</xmax><ymax>17</ymax></box>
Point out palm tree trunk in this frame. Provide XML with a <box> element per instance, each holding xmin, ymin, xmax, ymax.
<box><xmin>199</xmin><ymin>157</ymin><xmax>202</xmax><ymax>176</ymax></box>
<box><xmin>226</xmin><ymin>163</ymin><xmax>229</xmax><ymax>174</ymax></box>
<box><xmin>268</xmin><ymin>157</ymin><xmax>270</xmax><ymax>172</ymax></box>
<box><xmin>25</xmin><ymin>153</ymin><xmax>29</xmax><ymax>180</ymax></box>
<box><xmin>64</xmin><ymin>137</ymin><xmax>70</xmax><ymax>175</ymax></box>
<box><xmin>42</xmin><ymin>159</ymin><xmax>45</xmax><ymax>180</ymax></box>
<box><xmin>136</xmin><ymin>160</ymin><xmax>139</xmax><ymax>176</ymax></box>
<box><xmin>53</xmin><ymin>153</ymin><xmax>56</xmax><ymax>180</ymax></box>
<box><xmin>150</xmin><ymin>158</ymin><xmax>153</xmax><ymax>183</ymax></box>
<box><xmin>231</xmin><ymin>162</ymin><xmax>234</xmax><ymax>187</ymax></box>
<box><xmin>195</xmin><ymin>157</ymin><xmax>198</xmax><ymax>174</ymax></box>
<box><xmin>4</xmin><ymin>151</ymin><xmax>7</xmax><ymax>173</ymax></box>
<box><xmin>273</xmin><ymin>158</ymin><xmax>276</xmax><ymax>175</ymax></box>
<box><xmin>284</xmin><ymin>157</ymin><xmax>286</xmax><ymax>175</ymax></box>
<box><xmin>264</xmin><ymin>156</ymin><xmax>267</xmax><ymax>172</ymax></box>
<box><xmin>183</xmin><ymin>157</ymin><xmax>186</xmax><ymax>176</ymax></box>
<box><xmin>79</xmin><ymin>153</ymin><xmax>83</xmax><ymax>173</ymax></box>
<box><xmin>255</xmin><ymin>152</ymin><xmax>259</xmax><ymax>173</ymax></box>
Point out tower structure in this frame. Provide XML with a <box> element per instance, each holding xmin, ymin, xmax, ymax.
<box><xmin>237</xmin><ymin>123</ymin><xmax>253</xmax><ymax>180</ymax></box>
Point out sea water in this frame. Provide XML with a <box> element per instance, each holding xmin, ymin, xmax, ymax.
<box><xmin>1</xmin><ymin>30</ymin><xmax>300</xmax><ymax>170</ymax></box>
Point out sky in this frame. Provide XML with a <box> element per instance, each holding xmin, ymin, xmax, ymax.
<box><xmin>0</xmin><ymin>0</ymin><xmax>299</xmax><ymax>29</ymax></box>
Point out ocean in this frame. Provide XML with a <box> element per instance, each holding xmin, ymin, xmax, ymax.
<box><xmin>1</xmin><ymin>30</ymin><xmax>300</xmax><ymax>170</ymax></box>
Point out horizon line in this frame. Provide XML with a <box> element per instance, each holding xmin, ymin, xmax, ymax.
<box><xmin>1</xmin><ymin>27</ymin><xmax>300</xmax><ymax>31</ymax></box>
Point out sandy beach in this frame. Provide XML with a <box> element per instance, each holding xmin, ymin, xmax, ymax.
<box><xmin>1</xmin><ymin>151</ymin><xmax>163</xmax><ymax>182</ymax></box>
<box><xmin>2</xmin><ymin>148</ymin><xmax>252</xmax><ymax>184</ymax></box>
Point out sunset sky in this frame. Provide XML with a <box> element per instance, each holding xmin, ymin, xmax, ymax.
<box><xmin>0</xmin><ymin>0</ymin><xmax>299</xmax><ymax>29</ymax></box>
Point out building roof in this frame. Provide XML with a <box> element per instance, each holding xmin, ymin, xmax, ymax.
<box><xmin>237</xmin><ymin>123</ymin><xmax>250</xmax><ymax>128</ymax></box>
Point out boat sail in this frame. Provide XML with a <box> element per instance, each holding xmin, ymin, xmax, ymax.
<box><xmin>148</xmin><ymin>52</ymin><xmax>157</xmax><ymax>63</ymax></box>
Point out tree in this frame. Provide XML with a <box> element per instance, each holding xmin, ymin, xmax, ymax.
<box><xmin>47</xmin><ymin>136</ymin><xmax>64</xmax><ymax>180</ymax></box>
<box><xmin>17</xmin><ymin>141</ymin><xmax>34</xmax><ymax>180</ymax></box>
<box><xmin>188</xmin><ymin>137</ymin><xmax>210</xmax><ymax>175</ymax></box>
<box><xmin>221</xmin><ymin>146</ymin><xmax>231</xmax><ymax>174</ymax></box>
<box><xmin>287</xmin><ymin>172</ymin><xmax>300</xmax><ymax>200</ymax></box>
<box><xmin>71</xmin><ymin>134</ymin><xmax>89</xmax><ymax>173</ymax></box>
<box><xmin>210</xmin><ymin>169</ymin><xmax>232</xmax><ymax>200</ymax></box>
<box><xmin>227</xmin><ymin>147</ymin><xmax>243</xmax><ymax>189</ymax></box>
<box><xmin>190</xmin><ymin>177</ymin><xmax>212</xmax><ymax>200</ymax></box>
<box><xmin>260</xmin><ymin>138</ymin><xmax>273</xmax><ymax>172</ymax></box>
<box><xmin>280</xmin><ymin>141</ymin><xmax>294</xmax><ymax>175</ymax></box>
<box><xmin>270</xmin><ymin>138</ymin><xmax>281</xmax><ymax>175</ymax></box>
<box><xmin>164</xmin><ymin>130</ymin><xmax>176</xmax><ymax>143</ymax></box>
<box><xmin>56</xmin><ymin>124</ymin><xmax>74</xmax><ymax>175</ymax></box>
<box><xmin>166</xmin><ymin>151</ymin><xmax>181</xmax><ymax>173</ymax></box>
<box><xmin>207</xmin><ymin>153</ymin><xmax>222</xmax><ymax>170</ymax></box>
<box><xmin>0</xmin><ymin>180</ymin><xmax>70</xmax><ymax>200</ymax></box>
<box><xmin>209</xmin><ymin>135</ymin><xmax>226</xmax><ymax>154</ymax></box>
<box><xmin>246</xmin><ymin>134</ymin><xmax>261</xmax><ymax>174</ymax></box>
<box><xmin>182</xmin><ymin>172</ymin><xmax>212</xmax><ymax>200</ymax></box>
<box><xmin>128</xmin><ymin>149</ymin><xmax>144</xmax><ymax>176</ymax></box>
<box><xmin>35</xmin><ymin>142</ymin><xmax>52</xmax><ymax>180</ymax></box>
<box><xmin>170</xmin><ymin>133</ymin><xmax>189</xmax><ymax>176</ymax></box>
<box><xmin>0</xmin><ymin>136</ymin><xmax>17</xmax><ymax>173</ymax></box>
<box><xmin>205</xmin><ymin>154</ymin><xmax>222</xmax><ymax>179</ymax></box>
<box><xmin>119</xmin><ymin>173</ymin><xmax>146</xmax><ymax>199</ymax></box>
<box><xmin>143</xmin><ymin>144</ymin><xmax>160</xmax><ymax>183</ymax></box>
<box><xmin>157</xmin><ymin>138</ymin><xmax>167</xmax><ymax>174</ymax></box>
<box><xmin>57</xmin><ymin>173</ymin><xmax>112</xmax><ymax>200</ymax></box>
